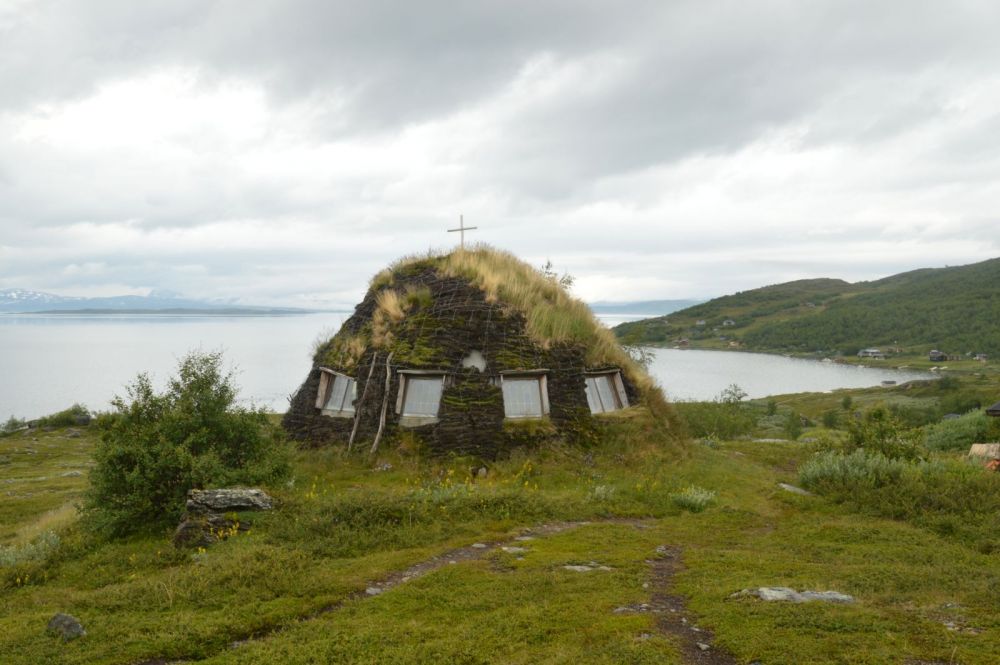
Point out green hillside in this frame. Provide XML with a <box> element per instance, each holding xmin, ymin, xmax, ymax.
<box><xmin>614</xmin><ymin>257</ymin><xmax>1000</xmax><ymax>357</ymax></box>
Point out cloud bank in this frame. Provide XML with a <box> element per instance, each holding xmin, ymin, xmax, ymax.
<box><xmin>1</xmin><ymin>0</ymin><xmax>998</xmax><ymax>306</ymax></box>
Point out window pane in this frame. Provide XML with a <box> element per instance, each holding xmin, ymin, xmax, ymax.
<box><xmin>402</xmin><ymin>377</ymin><xmax>443</xmax><ymax>417</ymax></box>
<box><xmin>503</xmin><ymin>378</ymin><xmax>543</xmax><ymax>418</ymax></box>
<box><xmin>585</xmin><ymin>377</ymin><xmax>604</xmax><ymax>413</ymax></box>
<box><xmin>324</xmin><ymin>375</ymin><xmax>349</xmax><ymax>411</ymax></box>
<box><xmin>595</xmin><ymin>375</ymin><xmax>618</xmax><ymax>411</ymax></box>
<box><xmin>338</xmin><ymin>376</ymin><xmax>356</xmax><ymax>413</ymax></box>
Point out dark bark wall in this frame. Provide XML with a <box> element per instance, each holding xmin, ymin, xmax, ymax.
<box><xmin>282</xmin><ymin>267</ymin><xmax>632</xmax><ymax>457</ymax></box>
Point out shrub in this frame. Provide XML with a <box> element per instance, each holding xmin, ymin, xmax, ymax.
<box><xmin>0</xmin><ymin>531</ymin><xmax>60</xmax><ymax>567</ymax></box>
<box><xmin>671</xmin><ymin>485</ymin><xmax>716</xmax><ymax>513</ymax></box>
<box><xmin>799</xmin><ymin>450</ymin><xmax>908</xmax><ymax>494</ymax></box>
<box><xmin>1</xmin><ymin>416</ymin><xmax>26</xmax><ymax>435</ymax></box>
<box><xmin>821</xmin><ymin>409</ymin><xmax>840</xmax><ymax>429</ymax></box>
<box><xmin>784</xmin><ymin>411</ymin><xmax>803</xmax><ymax>440</ymax></box>
<box><xmin>674</xmin><ymin>401</ymin><xmax>756</xmax><ymax>439</ymax></box>
<box><xmin>83</xmin><ymin>351</ymin><xmax>291</xmax><ymax>537</ymax></box>
<box><xmin>800</xmin><ymin>449</ymin><xmax>1000</xmax><ymax>549</ymax></box>
<box><xmin>36</xmin><ymin>404</ymin><xmax>90</xmax><ymax>428</ymax></box>
<box><xmin>844</xmin><ymin>406</ymin><xmax>922</xmax><ymax>461</ymax></box>
<box><xmin>924</xmin><ymin>410</ymin><xmax>995</xmax><ymax>451</ymax></box>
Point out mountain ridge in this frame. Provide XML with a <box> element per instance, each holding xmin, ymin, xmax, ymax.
<box><xmin>613</xmin><ymin>257</ymin><xmax>1000</xmax><ymax>356</ymax></box>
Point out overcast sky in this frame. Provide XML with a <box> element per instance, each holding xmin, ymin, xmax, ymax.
<box><xmin>1</xmin><ymin>0</ymin><xmax>998</xmax><ymax>308</ymax></box>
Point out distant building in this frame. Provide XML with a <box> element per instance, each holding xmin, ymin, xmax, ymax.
<box><xmin>987</xmin><ymin>401</ymin><xmax>1000</xmax><ymax>418</ymax></box>
<box><xmin>928</xmin><ymin>350</ymin><xmax>948</xmax><ymax>362</ymax></box>
<box><xmin>857</xmin><ymin>348</ymin><xmax>886</xmax><ymax>359</ymax></box>
<box><xmin>695</xmin><ymin>320</ymin><xmax>706</xmax><ymax>327</ymax></box>
<box><xmin>974</xmin><ymin>353</ymin><xmax>988</xmax><ymax>362</ymax></box>
<box><xmin>722</xmin><ymin>319</ymin><xmax>736</xmax><ymax>327</ymax></box>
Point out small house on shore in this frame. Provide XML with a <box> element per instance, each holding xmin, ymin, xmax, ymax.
<box><xmin>282</xmin><ymin>247</ymin><xmax>660</xmax><ymax>458</ymax></box>
<box><xmin>928</xmin><ymin>350</ymin><xmax>948</xmax><ymax>362</ymax></box>
<box><xmin>987</xmin><ymin>401</ymin><xmax>1000</xmax><ymax>418</ymax></box>
<box><xmin>857</xmin><ymin>348</ymin><xmax>886</xmax><ymax>359</ymax></box>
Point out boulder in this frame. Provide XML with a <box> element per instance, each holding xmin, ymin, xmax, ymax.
<box><xmin>174</xmin><ymin>488</ymin><xmax>272</xmax><ymax>548</ymax></box>
<box><xmin>174</xmin><ymin>512</ymin><xmax>250</xmax><ymax>548</ymax></box>
<box><xmin>46</xmin><ymin>613</ymin><xmax>85</xmax><ymax>641</ymax></box>
<box><xmin>186</xmin><ymin>488</ymin><xmax>273</xmax><ymax>514</ymax></box>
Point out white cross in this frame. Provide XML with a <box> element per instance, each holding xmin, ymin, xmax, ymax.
<box><xmin>447</xmin><ymin>214</ymin><xmax>477</xmax><ymax>250</ymax></box>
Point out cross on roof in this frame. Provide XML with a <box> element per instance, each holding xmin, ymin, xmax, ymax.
<box><xmin>447</xmin><ymin>215</ymin><xmax>477</xmax><ymax>250</ymax></box>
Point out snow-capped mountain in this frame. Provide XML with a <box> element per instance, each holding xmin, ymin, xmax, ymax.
<box><xmin>0</xmin><ymin>289</ymin><xmax>306</xmax><ymax>313</ymax></box>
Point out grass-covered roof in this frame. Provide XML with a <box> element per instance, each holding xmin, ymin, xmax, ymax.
<box><xmin>315</xmin><ymin>245</ymin><xmax>655</xmax><ymax>394</ymax></box>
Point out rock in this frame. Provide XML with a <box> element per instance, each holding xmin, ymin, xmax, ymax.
<box><xmin>365</xmin><ymin>587</ymin><xmax>382</xmax><ymax>596</ymax></box>
<box><xmin>476</xmin><ymin>466</ymin><xmax>488</xmax><ymax>478</ymax></box>
<box><xmin>73</xmin><ymin>414</ymin><xmax>91</xmax><ymax>426</ymax></box>
<box><xmin>697</xmin><ymin>642</ymin><xmax>710</xmax><ymax>651</ymax></box>
<box><xmin>501</xmin><ymin>546</ymin><xmax>527</xmax><ymax>553</ymax></box>
<box><xmin>563</xmin><ymin>565</ymin><xmax>593</xmax><ymax>572</ymax></box>
<box><xmin>60</xmin><ymin>470</ymin><xmax>83</xmax><ymax>477</ymax></box>
<box><xmin>186</xmin><ymin>488</ymin><xmax>273</xmax><ymax>514</ymax></box>
<box><xmin>65</xmin><ymin>430</ymin><xmax>81</xmax><ymax>439</ymax></box>
<box><xmin>46</xmin><ymin>613</ymin><xmax>85</xmax><ymax>641</ymax></box>
<box><xmin>173</xmin><ymin>512</ymin><xmax>250</xmax><ymax>548</ymax></box>
<box><xmin>729</xmin><ymin>587</ymin><xmax>854</xmax><ymax>604</ymax></box>
<box><xmin>778</xmin><ymin>483</ymin><xmax>813</xmax><ymax>496</ymax></box>
<box><xmin>471</xmin><ymin>543</ymin><xmax>488</xmax><ymax>549</ymax></box>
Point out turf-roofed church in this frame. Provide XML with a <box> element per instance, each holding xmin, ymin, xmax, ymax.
<box><xmin>283</xmin><ymin>247</ymin><xmax>657</xmax><ymax>458</ymax></box>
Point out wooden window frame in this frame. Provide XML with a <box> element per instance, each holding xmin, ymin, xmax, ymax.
<box><xmin>315</xmin><ymin>367</ymin><xmax>357</xmax><ymax>418</ymax></box>
<box><xmin>497</xmin><ymin>371</ymin><xmax>550</xmax><ymax>419</ymax></box>
<box><xmin>584</xmin><ymin>370</ymin><xmax>629</xmax><ymax>414</ymax></box>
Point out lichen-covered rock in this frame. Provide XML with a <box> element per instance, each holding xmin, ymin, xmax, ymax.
<box><xmin>173</xmin><ymin>512</ymin><xmax>250</xmax><ymax>548</ymax></box>
<box><xmin>46</xmin><ymin>613</ymin><xmax>85</xmax><ymax>641</ymax></box>
<box><xmin>173</xmin><ymin>488</ymin><xmax>272</xmax><ymax>548</ymax></box>
<box><xmin>186</xmin><ymin>488</ymin><xmax>273</xmax><ymax>514</ymax></box>
<box><xmin>729</xmin><ymin>587</ymin><xmax>854</xmax><ymax>604</ymax></box>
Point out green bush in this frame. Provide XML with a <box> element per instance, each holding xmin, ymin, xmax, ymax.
<box><xmin>1</xmin><ymin>416</ymin><xmax>26</xmax><ymax>435</ymax></box>
<box><xmin>674</xmin><ymin>401</ymin><xmax>757</xmax><ymax>439</ymax></box>
<box><xmin>844</xmin><ymin>406</ymin><xmax>922</xmax><ymax>461</ymax></box>
<box><xmin>821</xmin><ymin>409</ymin><xmax>840</xmax><ymax>429</ymax></box>
<box><xmin>924</xmin><ymin>410</ymin><xmax>995</xmax><ymax>451</ymax></box>
<box><xmin>800</xmin><ymin>449</ymin><xmax>1000</xmax><ymax>550</ymax></box>
<box><xmin>36</xmin><ymin>403</ymin><xmax>90</xmax><ymax>428</ymax></box>
<box><xmin>83</xmin><ymin>351</ymin><xmax>291</xmax><ymax>538</ymax></box>
<box><xmin>783</xmin><ymin>411</ymin><xmax>803</xmax><ymax>440</ymax></box>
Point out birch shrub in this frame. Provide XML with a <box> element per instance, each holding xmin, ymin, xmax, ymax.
<box><xmin>83</xmin><ymin>351</ymin><xmax>291</xmax><ymax>538</ymax></box>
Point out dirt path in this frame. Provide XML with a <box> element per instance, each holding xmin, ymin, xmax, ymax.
<box><xmin>649</xmin><ymin>545</ymin><xmax>738</xmax><ymax>665</ymax></box>
<box><xmin>135</xmin><ymin>520</ymin><xmax>609</xmax><ymax>665</ymax></box>
<box><xmin>138</xmin><ymin>521</ymin><xmax>733</xmax><ymax>665</ymax></box>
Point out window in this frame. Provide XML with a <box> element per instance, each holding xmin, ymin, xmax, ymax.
<box><xmin>396</xmin><ymin>372</ymin><xmax>446</xmax><ymax>425</ymax></box>
<box><xmin>585</xmin><ymin>371</ymin><xmax>628</xmax><ymax>414</ymax></box>
<box><xmin>315</xmin><ymin>369</ymin><xmax>357</xmax><ymax>417</ymax></box>
<box><xmin>499</xmin><ymin>372</ymin><xmax>549</xmax><ymax>419</ymax></box>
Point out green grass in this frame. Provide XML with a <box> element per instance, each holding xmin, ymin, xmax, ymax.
<box><xmin>2</xmin><ymin>413</ymin><xmax>999</xmax><ymax>664</ymax></box>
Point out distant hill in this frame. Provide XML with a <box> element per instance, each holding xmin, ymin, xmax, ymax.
<box><xmin>613</xmin><ymin>258</ymin><xmax>1000</xmax><ymax>356</ymax></box>
<box><xmin>588</xmin><ymin>299</ymin><xmax>703</xmax><ymax>316</ymax></box>
<box><xmin>0</xmin><ymin>289</ymin><xmax>314</xmax><ymax>314</ymax></box>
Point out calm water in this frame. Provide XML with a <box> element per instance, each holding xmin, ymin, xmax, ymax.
<box><xmin>0</xmin><ymin>313</ymin><xmax>932</xmax><ymax>419</ymax></box>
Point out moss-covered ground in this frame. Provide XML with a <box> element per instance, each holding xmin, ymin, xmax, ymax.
<box><xmin>2</xmin><ymin>415</ymin><xmax>998</xmax><ymax>664</ymax></box>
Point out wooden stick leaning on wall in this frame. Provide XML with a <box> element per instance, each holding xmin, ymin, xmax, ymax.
<box><xmin>347</xmin><ymin>351</ymin><xmax>379</xmax><ymax>453</ymax></box>
<box><xmin>369</xmin><ymin>351</ymin><xmax>394</xmax><ymax>458</ymax></box>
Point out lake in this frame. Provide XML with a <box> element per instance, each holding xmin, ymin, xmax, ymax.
<box><xmin>0</xmin><ymin>313</ymin><xmax>933</xmax><ymax>419</ymax></box>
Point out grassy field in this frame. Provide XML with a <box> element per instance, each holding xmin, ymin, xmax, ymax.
<box><xmin>2</xmin><ymin>410</ymin><xmax>999</xmax><ymax>664</ymax></box>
